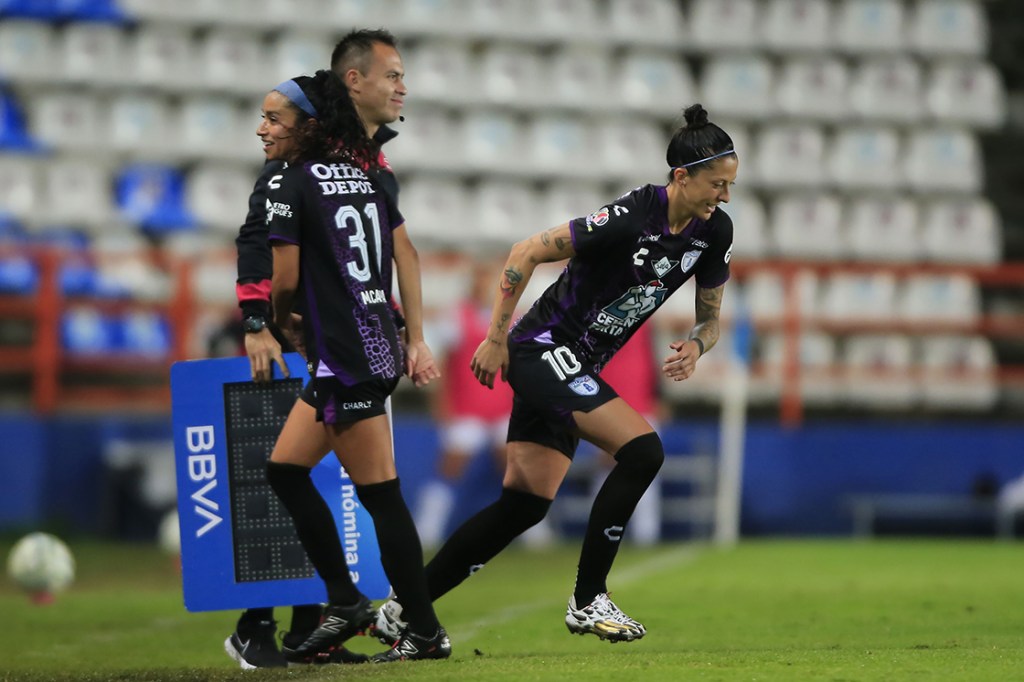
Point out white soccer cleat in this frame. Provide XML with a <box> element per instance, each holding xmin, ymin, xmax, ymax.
<box><xmin>565</xmin><ymin>592</ymin><xmax>647</xmax><ymax>642</ymax></box>
<box><xmin>370</xmin><ymin>599</ymin><xmax>407</xmax><ymax>646</ymax></box>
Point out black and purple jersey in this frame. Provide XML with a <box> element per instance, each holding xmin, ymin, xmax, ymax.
<box><xmin>511</xmin><ymin>184</ymin><xmax>733</xmax><ymax>369</ymax></box>
<box><xmin>267</xmin><ymin>159</ymin><xmax>406</xmax><ymax>385</ymax></box>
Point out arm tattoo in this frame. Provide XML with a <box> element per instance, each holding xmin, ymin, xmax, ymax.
<box><xmin>500</xmin><ymin>267</ymin><xmax>523</xmax><ymax>299</ymax></box>
<box><xmin>540</xmin><ymin>231</ymin><xmax>551</xmax><ymax>247</ymax></box>
<box><xmin>495</xmin><ymin>313</ymin><xmax>511</xmax><ymax>335</ymax></box>
<box><xmin>691</xmin><ymin>285</ymin><xmax>724</xmax><ymax>353</ymax></box>
<box><xmin>554</xmin><ymin>236</ymin><xmax>568</xmax><ymax>251</ymax></box>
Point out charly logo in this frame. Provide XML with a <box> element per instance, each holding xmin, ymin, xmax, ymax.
<box><xmin>568</xmin><ymin>375</ymin><xmax>599</xmax><ymax>396</ymax></box>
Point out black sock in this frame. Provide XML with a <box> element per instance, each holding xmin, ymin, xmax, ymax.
<box><xmin>425</xmin><ymin>487</ymin><xmax>551</xmax><ymax>601</ymax></box>
<box><xmin>237</xmin><ymin>607</ymin><xmax>274</xmax><ymax>632</ymax></box>
<box><xmin>357</xmin><ymin>478</ymin><xmax>439</xmax><ymax>636</ymax></box>
<box><xmin>289</xmin><ymin>604</ymin><xmax>322</xmax><ymax>636</ymax></box>
<box><xmin>574</xmin><ymin>433</ymin><xmax>664</xmax><ymax>606</ymax></box>
<box><xmin>266</xmin><ymin>461</ymin><xmax>360</xmax><ymax>606</ymax></box>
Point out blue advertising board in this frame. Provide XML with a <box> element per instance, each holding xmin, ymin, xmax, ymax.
<box><xmin>170</xmin><ymin>354</ymin><xmax>389</xmax><ymax>612</ymax></box>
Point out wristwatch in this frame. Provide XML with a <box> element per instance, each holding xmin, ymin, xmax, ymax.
<box><xmin>243</xmin><ymin>315</ymin><xmax>267</xmax><ymax>334</ymax></box>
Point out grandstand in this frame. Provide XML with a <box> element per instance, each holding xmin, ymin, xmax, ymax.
<box><xmin>0</xmin><ymin>1</ymin><xmax>1022</xmax><ymax>539</ymax></box>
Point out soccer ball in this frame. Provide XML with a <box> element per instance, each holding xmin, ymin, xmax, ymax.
<box><xmin>157</xmin><ymin>510</ymin><xmax>181</xmax><ymax>555</ymax></box>
<box><xmin>6</xmin><ymin>532</ymin><xmax>75</xmax><ymax>595</ymax></box>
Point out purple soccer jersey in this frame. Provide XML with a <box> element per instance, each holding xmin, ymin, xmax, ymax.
<box><xmin>511</xmin><ymin>184</ymin><xmax>733</xmax><ymax>369</ymax></box>
<box><xmin>267</xmin><ymin>160</ymin><xmax>406</xmax><ymax>385</ymax></box>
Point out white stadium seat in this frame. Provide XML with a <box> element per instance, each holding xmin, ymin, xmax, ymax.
<box><xmin>179</xmin><ymin>96</ymin><xmax>252</xmax><ymax>162</ymax></box>
<box><xmin>531</xmin><ymin>0</ymin><xmax>602</xmax><ymax>41</ymax></box>
<box><xmin>903</xmin><ymin>127</ymin><xmax>982</xmax><ymax>194</ymax></box>
<box><xmin>401</xmin><ymin>40</ymin><xmax>472</xmax><ymax>106</ymax></box>
<box><xmin>398</xmin><ymin>177</ymin><xmax>471</xmax><ymax>249</ymax></box>
<box><xmin>919</xmin><ymin>199</ymin><xmax>1002</xmax><ymax>265</ymax></box>
<box><xmin>919</xmin><ymin>335</ymin><xmax>997</xmax><ymax>410</ymax></box>
<box><xmin>547</xmin><ymin>47</ymin><xmax>612</xmax><ymax>111</ymax></box>
<box><xmin>469</xmin><ymin>180</ymin><xmax>540</xmax><ymax>246</ymax></box>
<box><xmin>834</xmin><ymin>0</ymin><xmax>905</xmax><ymax>54</ymax></box>
<box><xmin>382</xmin><ymin>107</ymin><xmax>459</xmax><ymax>172</ymax></box>
<box><xmin>719</xmin><ymin>192</ymin><xmax>768</xmax><ymax>261</ymax></box>
<box><xmin>848</xmin><ymin>57</ymin><xmax>925</xmax><ymax>123</ymax></box>
<box><xmin>526</xmin><ymin>115</ymin><xmax>594</xmax><ymax>177</ymax></box>
<box><xmin>0</xmin><ymin>20</ymin><xmax>57</xmax><ymax>82</ymax></box>
<box><xmin>827</xmin><ymin>126</ymin><xmax>903</xmax><ymax>191</ymax></box>
<box><xmin>199</xmin><ymin>30</ymin><xmax>266</xmax><ymax>95</ymax></box>
<box><xmin>762</xmin><ymin>0</ymin><xmax>833</xmax><ymax>53</ymax></box>
<box><xmin>127</xmin><ymin>25</ymin><xmax>195</xmax><ymax>90</ymax></box>
<box><xmin>760</xmin><ymin>331</ymin><xmax>840</xmax><ymax>406</ymax></box>
<box><xmin>743</xmin><ymin>270</ymin><xmax>821</xmax><ymax>323</ymax></box>
<box><xmin>843</xmin><ymin>334</ymin><xmax>917</xmax><ymax>409</ymax></box>
<box><xmin>535</xmin><ymin>182</ymin><xmax>608</xmax><ymax>231</ymax></box>
<box><xmin>689</xmin><ymin>0</ymin><xmax>760</xmax><ymax>51</ymax></box>
<box><xmin>607</xmin><ymin>0</ymin><xmax>687</xmax><ymax>45</ymax></box>
<box><xmin>460</xmin><ymin>112</ymin><xmax>528</xmax><ymax>175</ymax></box>
<box><xmin>701</xmin><ymin>55</ymin><xmax>776</xmax><ymax>121</ymax></box>
<box><xmin>775</xmin><ymin>57</ymin><xmax>850</xmax><ymax>123</ymax></box>
<box><xmin>898</xmin><ymin>273</ymin><xmax>981</xmax><ymax>325</ymax></box>
<box><xmin>109</xmin><ymin>94</ymin><xmax>173</xmax><ymax>157</ymax></box>
<box><xmin>269</xmin><ymin>31</ymin><xmax>334</xmax><ymax>84</ymax></box>
<box><xmin>29</xmin><ymin>91</ymin><xmax>104</xmax><ymax>153</ymax></box>
<box><xmin>38</xmin><ymin>158</ymin><xmax>115</xmax><ymax>231</ymax></box>
<box><xmin>752</xmin><ymin>124</ymin><xmax>827</xmax><ymax>190</ymax></box>
<box><xmin>461</xmin><ymin>0</ymin><xmax>534</xmax><ymax>40</ymax></box>
<box><xmin>770</xmin><ymin>193</ymin><xmax>847</xmax><ymax>261</ymax></box>
<box><xmin>615</xmin><ymin>50</ymin><xmax>697</xmax><ymax>118</ymax></box>
<box><xmin>845</xmin><ymin>197</ymin><xmax>921</xmax><ymax>263</ymax></box>
<box><xmin>925</xmin><ymin>61</ymin><xmax>1007</xmax><ymax>130</ymax></box>
<box><xmin>909</xmin><ymin>0</ymin><xmax>988</xmax><ymax>57</ymax></box>
<box><xmin>595</xmin><ymin>118</ymin><xmax>667</xmax><ymax>184</ymax></box>
<box><xmin>819</xmin><ymin>271</ymin><xmax>900</xmax><ymax>323</ymax></box>
<box><xmin>478</xmin><ymin>45</ymin><xmax>544</xmax><ymax>108</ymax></box>
<box><xmin>0</xmin><ymin>155</ymin><xmax>40</xmax><ymax>223</ymax></box>
<box><xmin>59</xmin><ymin>22</ymin><xmax>124</xmax><ymax>86</ymax></box>
<box><xmin>186</xmin><ymin>164</ymin><xmax>256</xmax><ymax>233</ymax></box>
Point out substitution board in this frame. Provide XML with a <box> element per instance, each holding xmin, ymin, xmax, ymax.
<box><xmin>170</xmin><ymin>354</ymin><xmax>389</xmax><ymax>611</ymax></box>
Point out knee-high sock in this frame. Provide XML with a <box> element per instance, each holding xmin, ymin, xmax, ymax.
<box><xmin>574</xmin><ymin>433</ymin><xmax>664</xmax><ymax>606</ymax></box>
<box><xmin>266</xmin><ymin>461</ymin><xmax>360</xmax><ymax>606</ymax></box>
<box><xmin>356</xmin><ymin>478</ymin><xmax>439</xmax><ymax>636</ymax></box>
<box><xmin>424</xmin><ymin>487</ymin><xmax>551</xmax><ymax>601</ymax></box>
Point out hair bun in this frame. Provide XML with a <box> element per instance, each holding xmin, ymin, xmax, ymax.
<box><xmin>683</xmin><ymin>103</ymin><xmax>709</xmax><ymax>129</ymax></box>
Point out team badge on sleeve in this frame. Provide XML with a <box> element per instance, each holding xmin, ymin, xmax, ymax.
<box><xmin>585</xmin><ymin>207</ymin><xmax>610</xmax><ymax>231</ymax></box>
<box><xmin>568</xmin><ymin>375</ymin><xmax>600</xmax><ymax>396</ymax></box>
<box><xmin>681</xmin><ymin>249</ymin><xmax>702</xmax><ymax>272</ymax></box>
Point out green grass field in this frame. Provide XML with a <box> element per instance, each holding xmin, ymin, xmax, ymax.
<box><xmin>1</xmin><ymin>538</ymin><xmax>1021</xmax><ymax>681</ymax></box>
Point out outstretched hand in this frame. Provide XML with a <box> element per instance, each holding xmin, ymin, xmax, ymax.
<box><xmin>405</xmin><ymin>339</ymin><xmax>441</xmax><ymax>387</ymax></box>
<box><xmin>662</xmin><ymin>339</ymin><xmax>701</xmax><ymax>382</ymax></box>
<box><xmin>470</xmin><ymin>337</ymin><xmax>509</xmax><ymax>389</ymax></box>
<box><xmin>245</xmin><ymin>328</ymin><xmax>289</xmax><ymax>383</ymax></box>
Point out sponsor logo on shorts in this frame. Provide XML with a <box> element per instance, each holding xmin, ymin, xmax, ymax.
<box><xmin>568</xmin><ymin>375</ymin><xmax>599</xmax><ymax>396</ymax></box>
<box><xmin>343</xmin><ymin>401</ymin><xmax>373</xmax><ymax>410</ymax></box>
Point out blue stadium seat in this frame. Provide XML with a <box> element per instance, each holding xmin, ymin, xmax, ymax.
<box><xmin>116</xmin><ymin>311</ymin><xmax>171</xmax><ymax>357</ymax></box>
<box><xmin>0</xmin><ymin>253</ymin><xmax>37</xmax><ymax>294</ymax></box>
<box><xmin>60</xmin><ymin>307</ymin><xmax>119</xmax><ymax>355</ymax></box>
<box><xmin>0</xmin><ymin>89</ymin><xmax>43</xmax><ymax>152</ymax></box>
<box><xmin>115</xmin><ymin>163</ymin><xmax>196</xmax><ymax>234</ymax></box>
<box><xmin>0</xmin><ymin>0</ymin><xmax>125</xmax><ymax>21</ymax></box>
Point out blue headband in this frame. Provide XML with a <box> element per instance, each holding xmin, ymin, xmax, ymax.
<box><xmin>273</xmin><ymin>79</ymin><xmax>318</xmax><ymax>119</ymax></box>
<box><xmin>676</xmin><ymin>148</ymin><xmax>736</xmax><ymax>169</ymax></box>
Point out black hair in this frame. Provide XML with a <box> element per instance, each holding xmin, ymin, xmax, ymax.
<box><xmin>284</xmin><ymin>70</ymin><xmax>380</xmax><ymax>168</ymax></box>
<box><xmin>665</xmin><ymin>103</ymin><xmax>735</xmax><ymax>180</ymax></box>
<box><xmin>330</xmin><ymin>28</ymin><xmax>398</xmax><ymax>75</ymax></box>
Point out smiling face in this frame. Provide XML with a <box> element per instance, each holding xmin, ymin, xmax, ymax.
<box><xmin>343</xmin><ymin>42</ymin><xmax>406</xmax><ymax>134</ymax></box>
<box><xmin>674</xmin><ymin>154</ymin><xmax>739</xmax><ymax>220</ymax></box>
<box><xmin>256</xmin><ymin>91</ymin><xmax>302</xmax><ymax>162</ymax></box>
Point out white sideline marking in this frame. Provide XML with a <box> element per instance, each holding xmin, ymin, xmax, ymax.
<box><xmin>452</xmin><ymin>545</ymin><xmax>700</xmax><ymax>644</ymax></box>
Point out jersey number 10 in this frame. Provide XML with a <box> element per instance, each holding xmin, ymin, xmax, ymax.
<box><xmin>541</xmin><ymin>346</ymin><xmax>582</xmax><ymax>381</ymax></box>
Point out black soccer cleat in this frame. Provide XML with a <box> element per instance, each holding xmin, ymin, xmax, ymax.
<box><xmin>281</xmin><ymin>596</ymin><xmax>375</xmax><ymax>663</ymax></box>
<box><xmin>281</xmin><ymin>630</ymin><xmax>369</xmax><ymax>665</ymax></box>
<box><xmin>371</xmin><ymin>626</ymin><xmax>452</xmax><ymax>663</ymax></box>
<box><xmin>224</xmin><ymin>619</ymin><xmax>287</xmax><ymax>669</ymax></box>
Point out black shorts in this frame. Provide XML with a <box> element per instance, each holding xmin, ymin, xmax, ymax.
<box><xmin>505</xmin><ymin>341</ymin><xmax>618</xmax><ymax>459</ymax></box>
<box><xmin>308</xmin><ymin>376</ymin><xmax>399</xmax><ymax>425</ymax></box>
